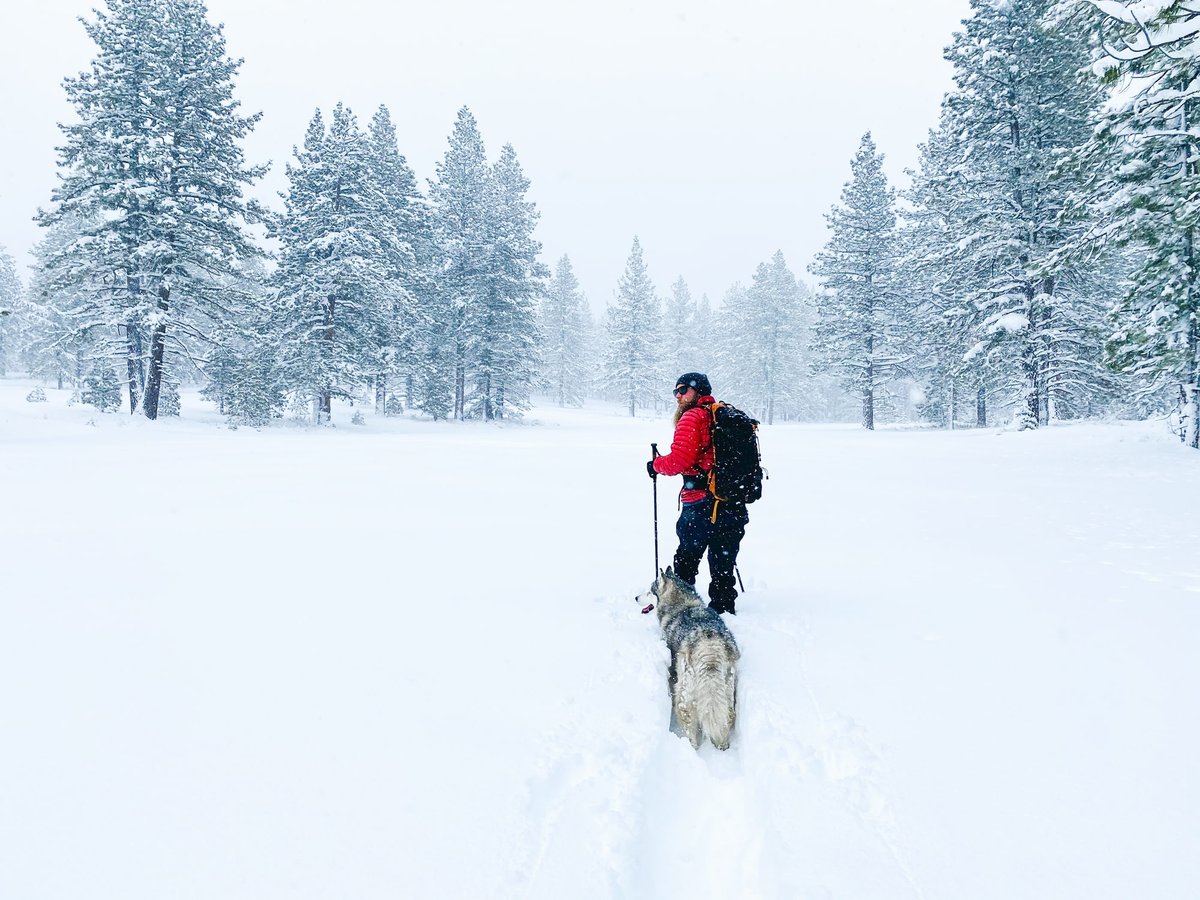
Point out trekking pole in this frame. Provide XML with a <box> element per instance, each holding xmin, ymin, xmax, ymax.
<box><xmin>650</xmin><ymin>443</ymin><xmax>660</xmax><ymax>576</ymax></box>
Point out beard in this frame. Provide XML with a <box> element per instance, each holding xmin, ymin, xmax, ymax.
<box><xmin>673</xmin><ymin>395</ymin><xmax>699</xmax><ymax>425</ymax></box>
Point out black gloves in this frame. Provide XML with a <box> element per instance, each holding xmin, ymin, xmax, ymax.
<box><xmin>646</xmin><ymin>460</ymin><xmax>658</xmax><ymax>479</ymax></box>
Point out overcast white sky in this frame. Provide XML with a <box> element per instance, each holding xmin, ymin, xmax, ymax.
<box><xmin>0</xmin><ymin>0</ymin><xmax>972</xmax><ymax>311</ymax></box>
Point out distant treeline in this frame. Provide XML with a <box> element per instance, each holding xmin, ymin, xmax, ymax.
<box><xmin>0</xmin><ymin>0</ymin><xmax>1195</xmax><ymax>447</ymax></box>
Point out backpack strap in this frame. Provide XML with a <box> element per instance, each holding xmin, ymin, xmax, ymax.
<box><xmin>691</xmin><ymin>401</ymin><xmax>716</xmax><ymax>475</ymax></box>
<box><xmin>706</xmin><ymin>401</ymin><xmax>724</xmax><ymax>521</ymax></box>
<box><xmin>675</xmin><ymin>404</ymin><xmax>715</xmax><ymax>504</ymax></box>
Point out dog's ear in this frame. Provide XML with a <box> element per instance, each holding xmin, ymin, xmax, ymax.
<box><xmin>664</xmin><ymin>566</ymin><xmax>673</xmax><ymax>577</ymax></box>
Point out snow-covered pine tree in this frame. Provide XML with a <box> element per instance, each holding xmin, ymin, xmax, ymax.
<box><xmin>662</xmin><ymin>277</ymin><xmax>698</xmax><ymax>384</ymax></box>
<box><xmin>365</xmin><ymin>105</ymin><xmax>426</xmax><ymax>414</ymax></box>
<box><xmin>0</xmin><ymin>247</ymin><xmax>15</xmax><ymax>316</ymax></box>
<box><xmin>204</xmin><ymin>313</ymin><xmax>286</xmax><ymax>426</ymax></box>
<box><xmin>932</xmin><ymin>0</ymin><xmax>1105</xmax><ymax>429</ymax></box>
<box><xmin>428</xmin><ymin>107</ymin><xmax>493</xmax><ymax>420</ymax></box>
<box><xmin>692</xmin><ymin>293</ymin><xmax>717</xmax><ymax>376</ymax></box>
<box><xmin>902</xmin><ymin>114</ymin><xmax>997</xmax><ymax>428</ymax></box>
<box><xmin>541</xmin><ymin>254</ymin><xmax>592</xmax><ymax>407</ymax></box>
<box><xmin>721</xmin><ymin>251</ymin><xmax>807</xmax><ymax>424</ymax></box>
<box><xmin>604</xmin><ymin>237</ymin><xmax>662</xmax><ymax>416</ymax></box>
<box><xmin>26</xmin><ymin>205</ymin><xmax>149</xmax><ymax>403</ymax></box>
<box><xmin>81</xmin><ymin>365</ymin><xmax>122</xmax><ymax>411</ymax></box>
<box><xmin>21</xmin><ymin>216</ymin><xmax>104</xmax><ymax>392</ymax></box>
<box><xmin>580</xmin><ymin>299</ymin><xmax>606</xmax><ymax>403</ymax></box>
<box><xmin>419</xmin><ymin>110</ymin><xmax>550</xmax><ymax>421</ymax></box>
<box><xmin>0</xmin><ymin>247</ymin><xmax>21</xmax><ymax>376</ymax></box>
<box><xmin>470</xmin><ymin>143</ymin><xmax>546</xmax><ymax>420</ymax></box>
<box><xmin>197</xmin><ymin>255</ymin><xmax>284</xmax><ymax>425</ymax></box>
<box><xmin>37</xmin><ymin>0</ymin><xmax>266</xmax><ymax>419</ymax></box>
<box><xmin>778</xmin><ymin>280</ymin><xmax>827</xmax><ymax>422</ymax></box>
<box><xmin>710</xmin><ymin>281</ymin><xmax>745</xmax><ymax>400</ymax></box>
<box><xmin>1054</xmin><ymin>0</ymin><xmax>1200</xmax><ymax>447</ymax></box>
<box><xmin>271</xmin><ymin>105</ymin><xmax>394</xmax><ymax>423</ymax></box>
<box><xmin>809</xmin><ymin>133</ymin><xmax>909</xmax><ymax>430</ymax></box>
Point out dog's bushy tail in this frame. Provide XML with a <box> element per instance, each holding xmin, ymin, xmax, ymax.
<box><xmin>681</xmin><ymin>638</ymin><xmax>738</xmax><ymax>751</ymax></box>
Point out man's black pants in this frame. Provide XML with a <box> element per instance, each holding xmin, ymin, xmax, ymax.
<box><xmin>673</xmin><ymin>496</ymin><xmax>749</xmax><ymax>610</ymax></box>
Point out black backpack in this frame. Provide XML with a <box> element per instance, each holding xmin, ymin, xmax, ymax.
<box><xmin>704</xmin><ymin>401</ymin><xmax>764</xmax><ymax>506</ymax></box>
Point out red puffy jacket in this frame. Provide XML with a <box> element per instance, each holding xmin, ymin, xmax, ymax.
<box><xmin>651</xmin><ymin>395</ymin><xmax>716</xmax><ymax>503</ymax></box>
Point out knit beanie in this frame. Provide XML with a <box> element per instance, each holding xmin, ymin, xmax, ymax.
<box><xmin>675</xmin><ymin>372</ymin><xmax>712</xmax><ymax>395</ymax></box>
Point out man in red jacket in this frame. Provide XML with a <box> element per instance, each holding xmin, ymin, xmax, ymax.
<box><xmin>647</xmin><ymin>372</ymin><xmax>749</xmax><ymax>615</ymax></box>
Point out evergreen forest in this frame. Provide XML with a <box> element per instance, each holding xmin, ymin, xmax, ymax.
<box><xmin>0</xmin><ymin>0</ymin><xmax>1196</xmax><ymax>448</ymax></box>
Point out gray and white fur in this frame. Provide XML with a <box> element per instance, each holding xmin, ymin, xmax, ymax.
<box><xmin>640</xmin><ymin>568</ymin><xmax>739</xmax><ymax>750</ymax></box>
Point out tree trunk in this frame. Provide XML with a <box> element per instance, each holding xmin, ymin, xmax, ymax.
<box><xmin>312</xmin><ymin>294</ymin><xmax>336</xmax><ymax>425</ymax></box>
<box><xmin>1183</xmin><ymin>199</ymin><xmax>1198</xmax><ymax>447</ymax></box>
<box><xmin>124</xmin><ymin>273</ymin><xmax>146</xmax><ymax>414</ymax></box>
<box><xmin>862</xmin><ymin>350</ymin><xmax>874</xmax><ymax>430</ymax></box>
<box><xmin>1017</xmin><ymin>280</ymin><xmax>1039</xmax><ymax>430</ymax></box>
<box><xmin>976</xmin><ymin>385</ymin><xmax>986</xmax><ymax>428</ymax></box>
<box><xmin>125</xmin><ymin>327</ymin><xmax>142</xmax><ymax>415</ymax></box>
<box><xmin>142</xmin><ymin>283</ymin><xmax>170</xmax><ymax>420</ymax></box>
<box><xmin>141</xmin><ymin>321</ymin><xmax>167</xmax><ymax>420</ymax></box>
<box><xmin>125</xmin><ymin>352</ymin><xmax>139</xmax><ymax>414</ymax></box>
<box><xmin>948</xmin><ymin>379</ymin><xmax>956</xmax><ymax>431</ymax></box>
<box><xmin>1020</xmin><ymin>344</ymin><xmax>1039</xmax><ymax>430</ymax></box>
<box><xmin>375</xmin><ymin>376</ymin><xmax>385</xmax><ymax>415</ymax></box>
<box><xmin>1183</xmin><ymin>384</ymin><xmax>1198</xmax><ymax>449</ymax></box>
<box><xmin>863</xmin><ymin>332</ymin><xmax>875</xmax><ymax>430</ymax></box>
<box><xmin>455</xmin><ymin>363</ymin><xmax>465</xmax><ymax>420</ymax></box>
<box><xmin>1181</xmin><ymin>93</ymin><xmax>1197</xmax><ymax>448</ymax></box>
<box><xmin>1189</xmin><ymin>334</ymin><xmax>1199</xmax><ymax>452</ymax></box>
<box><xmin>1185</xmin><ymin>251</ymin><xmax>1198</xmax><ymax>449</ymax></box>
<box><xmin>1040</xmin><ymin>276</ymin><xmax>1055</xmax><ymax>426</ymax></box>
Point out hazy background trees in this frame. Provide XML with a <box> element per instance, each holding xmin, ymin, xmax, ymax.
<box><xmin>8</xmin><ymin>0</ymin><xmax>1198</xmax><ymax>449</ymax></box>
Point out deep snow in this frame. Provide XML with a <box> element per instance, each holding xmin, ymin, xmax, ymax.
<box><xmin>1</xmin><ymin>378</ymin><xmax>1197</xmax><ymax>899</ymax></box>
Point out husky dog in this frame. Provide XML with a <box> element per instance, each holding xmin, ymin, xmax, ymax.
<box><xmin>641</xmin><ymin>568</ymin><xmax>739</xmax><ymax>750</ymax></box>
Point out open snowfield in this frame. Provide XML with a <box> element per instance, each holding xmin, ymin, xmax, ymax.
<box><xmin>2</xmin><ymin>377</ymin><xmax>1197</xmax><ymax>900</ymax></box>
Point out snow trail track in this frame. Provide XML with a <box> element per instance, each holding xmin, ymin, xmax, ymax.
<box><xmin>511</xmin><ymin>585</ymin><xmax>927</xmax><ymax>900</ymax></box>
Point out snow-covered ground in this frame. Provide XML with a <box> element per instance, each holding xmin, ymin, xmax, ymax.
<box><xmin>2</xmin><ymin>378</ymin><xmax>1197</xmax><ymax>900</ymax></box>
